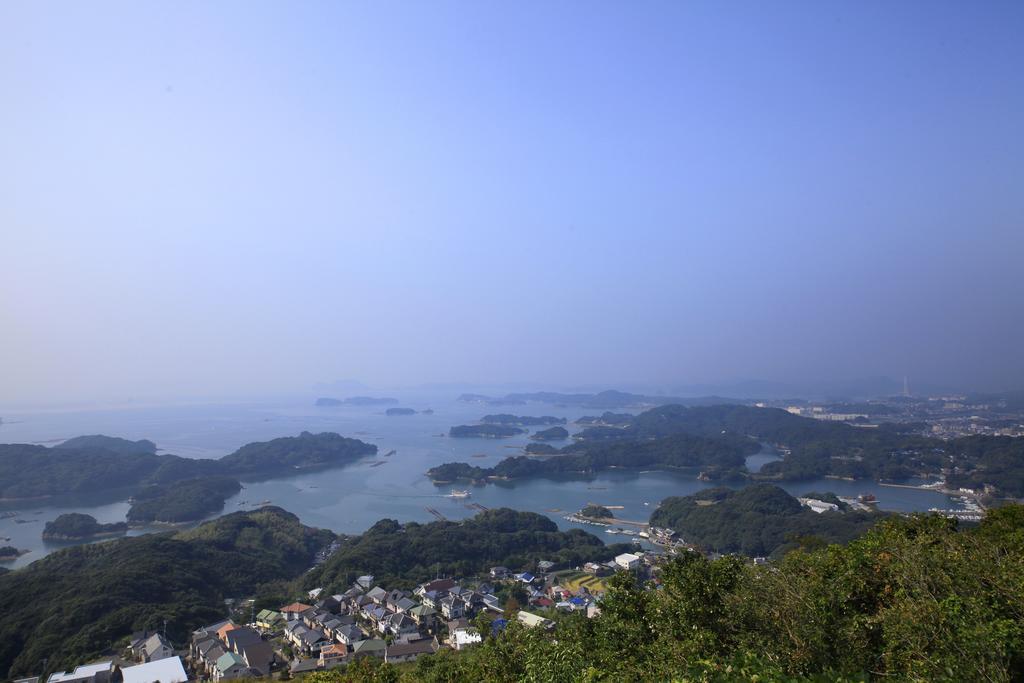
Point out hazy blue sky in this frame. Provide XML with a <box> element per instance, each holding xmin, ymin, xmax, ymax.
<box><xmin>1</xmin><ymin>1</ymin><xmax>1022</xmax><ymax>403</ymax></box>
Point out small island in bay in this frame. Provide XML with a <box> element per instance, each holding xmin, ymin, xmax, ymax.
<box><xmin>42</xmin><ymin>513</ymin><xmax>128</xmax><ymax>540</ymax></box>
<box><xmin>524</xmin><ymin>442</ymin><xmax>558</xmax><ymax>455</ymax></box>
<box><xmin>0</xmin><ymin>545</ymin><xmax>29</xmax><ymax>561</ymax></box>
<box><xmin>579</xmin><ymin>504</ymin><xmax>613</xmax><ymax>520</ymax></box>
<box><xmin>530</xmin><ymin>426</ymin><xmax>569</xmax><ymax>441</ymax></box>
<box><xmin>385</xmin><ymin>407</ymin><xmax>416</xmax><ymax>416</ymax></box>
<box><xmin>449</xmin><ymin>424</ymin><xmax>526</xmax><ymax>438</ymax></box>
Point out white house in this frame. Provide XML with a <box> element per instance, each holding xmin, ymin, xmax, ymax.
<box><xmin>121</xmin><ymin>657</ymin><xmax>188</xmax><ymax>683</ymax></box>
<box><xmin>614</xmin><ymin>553</ymin><xmax>641</xmax><ymax>570</ymax></box>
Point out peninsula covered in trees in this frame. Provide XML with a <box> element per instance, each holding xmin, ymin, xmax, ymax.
<box><xmin>481</xmin><ymin>414</ymin><xmax>566</xmax><ymax>426</ymax></box>
<box><xmin>42</xmin><ymin>513</ymin><xmax>128</xmax><ymax>541</ymax></box>
<box><xmin>434</xmin><ymin>403</ymin><xmax>1024</xmax><ymax>497</ymax></box>
<box><xmin>126</xmin><ymin>477</ymin><xmax>243</xmax><ymax>524</ymax></box>
<box><xmin>428</xmin><ymin>432</ymin><xmax>758</xmax><ymax>483</ymax></box>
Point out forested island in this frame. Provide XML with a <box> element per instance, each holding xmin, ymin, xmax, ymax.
<box><xmin>385</xmin><ymin>407</ymin><xmax>416</xmax><ymax>416</ymax></box>
<box><xmin>580</xmin><ymin>504</ymin><xmax>613</xmax><ymax>519</ymax></box>
<box><xmin>0</xmin><ymin>546</ymin><xmax>29</xmax><ymax>561</ymax></box>
<box><xmin>649</xmin><ymin>484</ymin><xmax>885</xmax><ymax>557</ymax></box>
<box><xmin>481</xmin><ymin>414</ymin><xmax>566</xmax><ymax>426</ymax></box>
<box><xmin>530</xmin><ymin>426</ymin><xmax>570</xmax><ymax>441</ymax></box>
<box><xmin>42</xmin><ymin>513</ymin><xmax>128</xmax><ymax>540</ymax></box>
<box><xmin>448</xmin><ymin>424</ymin><xmax>525</xmax><ymax>438</ymax></box>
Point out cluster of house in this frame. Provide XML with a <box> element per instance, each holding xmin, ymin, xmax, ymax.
<box><xmin>190</xmin><ymin>621</ymin><xmax>275</xmax><ymax>680</ymax></box>
<box><xmin>29</xmin><ymin>553</ymin><xmax>663</xmax><ymax>683</ymax></box>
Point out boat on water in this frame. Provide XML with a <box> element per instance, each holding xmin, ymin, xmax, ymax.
<box><xmin>446</xmin><ymin>489</ymin><xmax>471</xmax><ymax>499</ymax></box>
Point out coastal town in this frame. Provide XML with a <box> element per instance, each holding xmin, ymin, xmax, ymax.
<box><xmin>17</xmin><ymin>552</ymin><xmax>660</xmax><ymax>683</ymax></box>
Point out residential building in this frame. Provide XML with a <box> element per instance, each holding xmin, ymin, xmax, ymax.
<box><xmin>47</xmin><ymin>661</ymin><xmax>113</xmax><ymax>683</ymax></box>
<box><xmin>121</xmin><ymin>657</ymin><xmax>188</xmax><ymax>683</ymax></box>
<box><xmin>614</xmin><ymin>553</ymin><xmax>641</xmax><ymax>570</ymax></box>
<box><xmin>280</xmin><ymin>602</ymin><xmax>314</xmax><ymax>621</ymax></box>
<box><xmin>318</xmin><ymin>644</ymin><xmax>349</xmax><ymax>669</ymax></box>
<box><xmin>516</xmin><ymin>611</ymin><xmax>554</xmax><ymax>630</ymax></box>
<box><xmin>451</xmin><ymin>628</ymin><xmax>482</xmax><ymax>651</ymax></box>
<box><xmin>351</xmin><ymin>639</ymin><xmax>387</xmax><ymax>660</ymax></box>
<box><xmin>213</xmin><ymin>652</ymin><xmax>250</xmax><ymax>681</ymax></box>
<box><xmin>139</xmin><ymin>633</ymin><xmax>173</xmax><ymax>662</ymax></box>
<box><xmin>385</xmin><ymin>638</ymin><xmax>439</xmax><ymax>664</ymax></box>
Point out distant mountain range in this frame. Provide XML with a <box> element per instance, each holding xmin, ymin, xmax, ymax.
<box><xmin>459</xmin><ymin>389</ymin><xmax>746</xmax><ymax>409</ymax></box>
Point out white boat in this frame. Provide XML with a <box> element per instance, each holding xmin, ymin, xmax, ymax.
<box><xmin>446</xmin><ymin>489</ymin><xmax>471</xmax><ymax>499</ymax></box>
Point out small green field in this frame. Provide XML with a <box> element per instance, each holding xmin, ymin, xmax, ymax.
<box><xmin>554</xmin><ymin>570</ymin><xmax>608</xmax><ymax>593</ymax></box>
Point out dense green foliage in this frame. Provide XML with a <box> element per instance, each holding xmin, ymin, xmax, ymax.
<box><xmin>305</xmin><ymin>509</ymin><xmax>629</xmax><ymax>592</ymax></box>
<box><xmin>523</xmin><ymin>443</ymin><xmax>558</xmax><ymax>455</ymax></box>
<box><xmin>313</xmin><ymin>507</ymin><xmax>1024</xmax><ymax>682</ymax></box>
<box><xmin>944</xmin><ymin>435</ymin><xmax>1024</xmax><ymax>496</ymax></box>
<box><xmin>0</xmin><ymin>431</ymin><xmax>376</xmax><ymax>499</ymax></box>
<box><xmin>126</xmin><ymin>477</ymin><xmax>242</xmax><ymax>523</ymax></box>
<box><xmin>529</xmin><ymin>426</ymin><xmax>569</xmax><ymax>441</ymax></box>
<box><xmin>448</xmin><ymin>424</ymin><xmax>525</xmax><ymax>438</ymax></box>
<box><xmin>482</xmin><ymin>415</ymin><xmax>566</xmax><ymax>426</ymax></box>
<box><xmin>0</xmin><ymin>507</ymin><xmax>334</xmax><ymax>680</ymax></box>
<box><xmin>42</xmin><ymin>513</ymin><xmax>127</xmax><ymax>540</ymax></box>
<box><xmin>429</xmin><ymin>432</ymin><xmax>757</xmax><ymax>483</ymax></box>
<box><xmin>650</xmin><ymin>484</ymin><xmax>884</xmax><ymax>557</ymax></box>
<box><xmin>54</xmin><ymin>435</ymin><xmax>157</xmax><ymax>455</ymax></box>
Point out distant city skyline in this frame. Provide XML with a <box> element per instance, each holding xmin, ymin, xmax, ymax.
<box><xmin>2</xmin><ymin>1</ymin><xmax>1022</xmax><ymax>404</ymax></box>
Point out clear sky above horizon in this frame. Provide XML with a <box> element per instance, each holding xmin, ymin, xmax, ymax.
<box><xmin>1</xmin><ymin>1</ymin><xmax>1022</xmax><ymax>404</ymax></box>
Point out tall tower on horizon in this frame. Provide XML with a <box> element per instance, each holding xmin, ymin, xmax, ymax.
<box><xmin>903</xmin><ymin>375</ymin><xmax>910</xmax><ymax>397</ymax></box>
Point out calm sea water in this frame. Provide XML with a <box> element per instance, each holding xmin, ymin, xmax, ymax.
<box><xmin>0</xmin><ymin>396</ymin><xmax>963</xmax><ymax>569</ymax></box>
